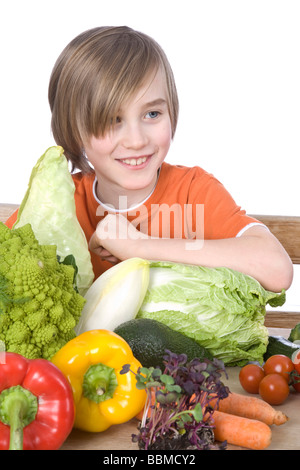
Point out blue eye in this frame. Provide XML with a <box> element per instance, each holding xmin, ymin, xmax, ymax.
<box><xmin>146</xmin><ymin>111</ymin><xmax>160</xmax><ymax>119</ymax></box>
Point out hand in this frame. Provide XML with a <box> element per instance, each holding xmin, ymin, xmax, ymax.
<box><xmin>89</xmin><ymin>213</ymin><xmax>148</xmax><ymax>263</ymax></box>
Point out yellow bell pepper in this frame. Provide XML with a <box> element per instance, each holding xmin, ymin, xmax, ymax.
<box><xmin>51</xmin><ymin>329</ymin><xmax>146</xmax><ymax>432</ymax></box>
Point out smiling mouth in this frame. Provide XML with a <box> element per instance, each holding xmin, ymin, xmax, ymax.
<box><xmin>118</xmin><ymin>155</ymin><xmax>151</xmax><ymax>167</ymax></box>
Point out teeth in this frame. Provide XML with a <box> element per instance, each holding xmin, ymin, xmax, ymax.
<box><xmin>121</xmin><ymin>156</ymin><xmax>147</xmax><ymax>166</ymax></box>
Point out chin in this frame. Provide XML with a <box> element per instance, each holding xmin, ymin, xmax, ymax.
<box><xmin>121</xmin><ymin>174</ymin><xmax>156</xmax><ymax>191</ymax></box>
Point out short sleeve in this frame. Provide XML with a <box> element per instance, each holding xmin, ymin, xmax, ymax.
<box><xmin>4</xmin><ymin>209</ymin><xmax>18</xmax><ymax>229</ymax></box>
<box><xmin>187</xmin><ymin>170</ymin><xmax>263</xmax><ymax>239</ymax></box>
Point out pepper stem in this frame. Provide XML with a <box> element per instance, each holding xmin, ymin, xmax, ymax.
<box><xmin>83</xmin><ymin>363</ymin><xmax>118</xmax><ymax>403</ymax></box>
<box><xmin>0</xmin><ymin>385</ymin><xmax>38</xmax><ymax>450</ymax></box>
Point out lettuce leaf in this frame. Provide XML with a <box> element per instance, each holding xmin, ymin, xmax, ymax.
<box><xmin>13</xmin><ymin>146</ymin><xmax>94</xmax><ymax>295</ymax></box>
<box><xmin>137</xmin><ymin>261</ymin><xmax>286</xmax><ymax>366</ymax></box>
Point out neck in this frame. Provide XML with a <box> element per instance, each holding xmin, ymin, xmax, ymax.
<box><xmin>94</xmin><ymin>173</ymin><xmax>159</xmax><ymax>211</ymax></box>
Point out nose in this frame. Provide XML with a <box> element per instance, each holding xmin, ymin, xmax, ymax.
<box><xmin>120</xmin><ymin>122</ymin><xmax>149</xmax><ymax>150</ymax></box>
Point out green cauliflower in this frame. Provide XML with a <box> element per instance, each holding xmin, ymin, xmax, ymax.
<box><xmin>0</xmin><ymin>222</ymin><xmax>86</xmax><ymax>359</ymax></box>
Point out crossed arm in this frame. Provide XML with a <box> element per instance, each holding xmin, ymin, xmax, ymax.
<box><xmin>89</xmin><ymin>213</ymin><xmax>293</xmax><ymax>293</ymax></box>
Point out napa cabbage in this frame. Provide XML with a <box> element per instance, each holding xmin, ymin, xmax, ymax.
<box><xmin>137</xmin><ymin>261</ymin><xmax>286</xmax><ymax>366</ymax></box>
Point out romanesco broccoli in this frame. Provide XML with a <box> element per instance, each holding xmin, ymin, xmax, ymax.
<box><xmin>0</xmin><ymin>222</ymin><xmax>86</xmax><ymax>359</ymax></box>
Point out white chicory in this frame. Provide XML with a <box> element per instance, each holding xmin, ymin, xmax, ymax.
<box><xmin>75</xmin><ymin>257</ymin><xmax>150</xmax><ymax>334</ymax></box>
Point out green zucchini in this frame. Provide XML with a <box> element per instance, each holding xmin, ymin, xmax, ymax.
<box><xmin>264</xmin><ymin>335</ymin><xmax>300</xmax><ymax>361</ymax></box>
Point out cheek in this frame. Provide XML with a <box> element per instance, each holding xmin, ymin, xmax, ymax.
<box><xmin>156</xmin><ymin>122</ymin><xmax>172</xmax><ymax>149</ymax></box>
<box><xmin>84</xmin><ymin>136</ymin><xmax>114</xmax><ymax>165</ymax></box>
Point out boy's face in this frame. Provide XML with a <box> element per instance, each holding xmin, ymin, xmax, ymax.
<box><xmin>84</xmin><ymin>67</ymin><xmax>172</xmax><ymax>209</ymax></box>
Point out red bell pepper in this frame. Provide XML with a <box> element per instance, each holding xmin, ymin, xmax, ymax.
<box><xmin>0</xmin><ymin>352</ymin><xmax>75</xmax><ymax>450</ymax></box>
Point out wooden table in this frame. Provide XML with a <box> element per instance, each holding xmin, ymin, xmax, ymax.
<box><xmin>61</xmin><ymin>328</ymin><xmax>300</xmax><ymax>451</ymax></box>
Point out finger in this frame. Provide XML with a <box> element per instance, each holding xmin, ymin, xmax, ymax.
<box><xmin>90</xmin><ymin>245</ymin><xmax>112</xmax><ymax>258</ymax></box>
<box><xmin>90</xmin><ymin>246</ymin><xmax>105</xmax><ymax>257</ymax></box>
<box><xmin>102</xmin><ymin>256</ymin><xmax>120</xmax><ymax>264</ymax></box>
<box><xmin>88</xmin><ymin>239</ymin><xmax>120</xmax><ymax>264</ymax></box>
<box><xmin>89</xmin><ymin>231</ymin><xmax>102</xmax><ymax>252</ymax></box>
<box><xmin>97</xmin><ymin>249</ymin><xmax>120</xmax><ymax>263</ymax></box>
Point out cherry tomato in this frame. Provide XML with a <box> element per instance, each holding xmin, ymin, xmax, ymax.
<box><xmin>239</xmin><ymin>363</ymin><xmax>265</xmax><ymax>394</ymax></box>
<box><xmin>263</xmin><ymin>354</ymin><xmax>294</xmax><ymax>383</ymax></box>
<box><xmin>292</xmin><ymin>379</ymin><xmax>300</xmax><ymax>393</ymax></box>
<box><xmin>289</xmin><ymin>350</ymin><xmax>300</xmax><ymax>392</ymax></box>
<box><xmin>259</xmin><ymin>373</ymin><xmax>290</xmax><ymax>405</ymax></box>
<box><xmin>291</xmin><ymin>349</ymin><xmax>300</xmax><ymax>374</ymax></box>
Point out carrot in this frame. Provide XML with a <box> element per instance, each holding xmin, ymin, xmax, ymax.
<box><xmin>212</xmin><ymin>410</ymin><xmax>272</xmax><ymax>450</ymax></box>
<box><xmin>216</xmin><ymin>392</ymin><xmax>289</xmax><ymax>426</ymax></box>
<box><xmin>136</xmin><ymin>407</ymin><xmax>144</xmax><ymax>421</ymax></box>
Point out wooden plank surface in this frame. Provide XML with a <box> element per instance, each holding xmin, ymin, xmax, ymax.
<box><xmin>265</xmin><ymin>312</ymin><xmax>300</xmax><ymax>329</ymax></box>
<box><xmin>250</xmin><ymin>214</ymin><xmax>300</xmax><ymax>264</ymax></box>
<box><xmin>61</xmin><ymin>328</ymin><xmax>300</xmax><ymax>451</ymax></box>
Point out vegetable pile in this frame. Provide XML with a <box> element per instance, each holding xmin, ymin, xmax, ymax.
<box><xmin>0</xmin><ymin>222</ymin><xmax>86</xmax><ymax>360</ymax></box>
<box><xmin>79</xmin><ymin>257</ymin><xmax>286</xmax><ymax>366</ymax></box>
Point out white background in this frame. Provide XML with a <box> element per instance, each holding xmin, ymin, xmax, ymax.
<box><xmin>1</xmin><ymin>0</ymin><xmax>299</xmax><ymax>308</ymax></box>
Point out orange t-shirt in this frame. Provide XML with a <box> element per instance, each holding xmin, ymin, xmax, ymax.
<box><xmin>5</xmin><ymin>162</ymin><xmax>261</xmax><ymax>279</ymax></box>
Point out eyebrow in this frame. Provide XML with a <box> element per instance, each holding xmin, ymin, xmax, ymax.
<box><xmin>143</xmin><ymin>98</ymin><xmax>168</xmax><ymax>108</ymax></box>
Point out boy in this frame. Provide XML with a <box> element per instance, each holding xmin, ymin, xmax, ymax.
<box><xmin>7</xmin><ymin>26</ymin><xmax>293</xmax><ymax>292</ymax></box>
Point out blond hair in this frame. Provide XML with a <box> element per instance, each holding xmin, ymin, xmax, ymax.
<box><xmin>48</xmin><ymin>26</ymin><xmax>179</xmax><ymax>173</ymax></box>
